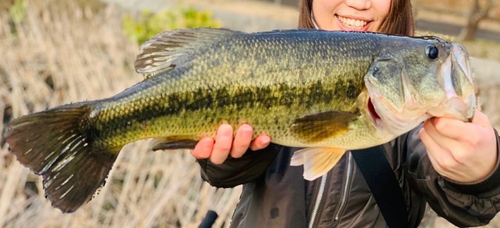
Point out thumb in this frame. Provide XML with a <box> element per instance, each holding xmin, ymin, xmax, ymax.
<box><xmin>470</xmin><ymin>110</ymin><xmax>492</xmax><ymax>128</ymax></box>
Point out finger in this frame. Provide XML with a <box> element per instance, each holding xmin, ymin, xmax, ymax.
<box><xmin>230</xmin><ymin>124</ymin><xmax>253</xmax><ymax>158</ymax></box>
<box><xmin>210</xmin><ymin>124</ymin><xmax>234</xmax><ymax>164</ymax></box>
<box><xmin>429</xmin><ymin>117</ymin><xmax>470</xmax><ymax>140</ymax></box>
<box><xmin>250</xmin><ymin>135</ymin><xmax>271</xmax><ymax>151</ymax></box>
<box><xmin>423</xmin><ymin>119</ymin><xmax>461</xmax><ymax>150</ymax></box>
<box><xmin>425</xmin><ymin>145</ymin><xmax>448</xmax><ymax>178</ymax></box>
<box><xmin>419</xmin><ymin>128</ymin><xmax>459</xmax><ymax>173</ymax></box>
<box><xmin>191</xmin><ymin>137</ymin><xmax>214</xmax><ymax>159</ymax></box>
<box><xmin>432</xmin><ymin>110</ymin><xmax>492</xmax><ymax>140</ymax></box>
<box><xmin>419</xmin><ymin>128</ymin><xmax>446</xmax><ymax>175</ymax></box>
<box><xmin>425</xmin><ymin>120</ymin><xmax>470</xmax><ymax>165</ymax></box>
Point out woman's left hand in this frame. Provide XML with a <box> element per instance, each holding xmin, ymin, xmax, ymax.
<box><xmin>419</xmin><ymin>110</ymin><xmax>498</xmax><ymax>183</ymax></box>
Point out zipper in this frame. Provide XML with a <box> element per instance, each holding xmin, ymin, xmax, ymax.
<box><xmin>308</xmin><ymin>173</ymin><xmax>327</xmax><ymax>228</ymax></box>
<box><xmin>335</xmin><ymin>152</ymin><xmax>353</xmax><ymax>221</ymax></box>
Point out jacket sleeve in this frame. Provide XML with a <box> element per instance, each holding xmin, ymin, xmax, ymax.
<box><xmin>404</xmin><ymin>125</ymin><xmax>500</xmax><ymax>227</ymax></box>
<box><xmin>197</xmin><ymin>143</ymin><xmax>282</xmax><ymax>188</ymax></box>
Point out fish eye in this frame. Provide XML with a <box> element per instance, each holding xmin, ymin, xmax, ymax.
<box><xmin>425</xmin><ymin>45</ymin><xmax>439</xmax><ymax>59</ymax></box>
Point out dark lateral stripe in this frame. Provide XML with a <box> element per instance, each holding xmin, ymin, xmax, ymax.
<box><xmin>97</xmin><ymin>79</ymin><xmax>364</xmax><ymax>131</ymax></box>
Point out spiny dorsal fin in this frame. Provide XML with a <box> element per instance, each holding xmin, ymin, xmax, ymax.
<box><xmin>135</xmin><ymin>28</ymin><xmax>239</xmax><ymax>78</ymax></box>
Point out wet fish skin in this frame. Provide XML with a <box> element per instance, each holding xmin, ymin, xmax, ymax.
<box><xmin>92</xmin><ymin>30</ymin><xmax>379</xmax><ymax>149</ymax></box>
<box><xmin>5</xmin><ymin>28</ymin><xmax>476</xmax><ymax>213</ymax></box>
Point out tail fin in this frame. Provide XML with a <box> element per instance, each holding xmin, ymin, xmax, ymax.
<box><xmin>6</xmin><ymin>103</ymin><xmax>119</xmax><ymax>213</ymax></box>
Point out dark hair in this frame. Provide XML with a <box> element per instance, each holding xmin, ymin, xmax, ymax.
<box><xmin>298</xmin><ymin>0</ymin><xmax>415</xmax><ymax>36</ymax></box>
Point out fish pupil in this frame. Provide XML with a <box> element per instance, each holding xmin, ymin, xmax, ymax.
<box><xmin>425</xmin><ymin>45</ymin><xmax>439</xmax><ymax>59</ymax></box>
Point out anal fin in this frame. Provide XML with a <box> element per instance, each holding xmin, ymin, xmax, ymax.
<box><xmin>290</xmin><ymin>147</ymin><xmax>346</xmax><ymax>181</ymax></box>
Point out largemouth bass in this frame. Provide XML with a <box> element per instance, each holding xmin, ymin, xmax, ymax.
<box><xmin>6</xmin><ymin>28</ymin><xmax>476</xmax><ymax>213</ymax></box>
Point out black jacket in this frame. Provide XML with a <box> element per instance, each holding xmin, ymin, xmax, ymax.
<box><xmin>198</xmin><ymin>125</ymin><xmax>500</xmax><ymax>227</ymax></box>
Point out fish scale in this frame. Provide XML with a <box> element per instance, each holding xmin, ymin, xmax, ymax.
<box><xmin>6</xmin><ymin>28</ymin><xmax>476</xmax><ymax>212</ymax></box>
<box><xmin>87</xmin><ymin>32</ymin><xmax>377</xmax><ymax>149</ymax></box>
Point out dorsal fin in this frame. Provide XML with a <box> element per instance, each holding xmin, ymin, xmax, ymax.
<box><xmin>134</xmin><ymin>28</ymin><xmax>239</xmax><ymax>78</ymax></box>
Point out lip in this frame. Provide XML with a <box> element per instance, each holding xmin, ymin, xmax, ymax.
<box><xmin>335</xmin><ymin>15</ymin><xmax>372</xmax><ymax>32</ymax></box>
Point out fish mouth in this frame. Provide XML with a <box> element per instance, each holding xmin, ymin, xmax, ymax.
<box><xmin>430</xmin><ymin>43</ymin><xmax>476</xmax><ymax>122</ymax></box>
<box><xmin>451</xmin><ymin>43</ymin><xmax>476</xmax><ymax>121</ymax></box>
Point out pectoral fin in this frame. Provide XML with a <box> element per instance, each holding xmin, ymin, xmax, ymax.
<box><xmin>290</xmin><ymin>147</ymin><xmax>346</xmax><ymax>181</ymax></box>
<box><xmin>291</xmin><ymin>111</ymin><xmax>359</xmax><ymax>143</ymax></box>
<box><xmin>149</xmin><ymin>137</ymin><xmax>198</xmax><ymax>151</ymax></box>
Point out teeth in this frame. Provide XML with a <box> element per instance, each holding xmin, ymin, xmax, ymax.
<box><xmin>338</xmin><ymin>16</ymin><xmax>368</xmax><ymax>28</ymax></box>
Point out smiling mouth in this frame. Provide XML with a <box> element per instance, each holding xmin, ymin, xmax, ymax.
<box><xmin>336</xmin><ymin>15</ymin><xmax>371</xmax><ymax>31</ymax></box>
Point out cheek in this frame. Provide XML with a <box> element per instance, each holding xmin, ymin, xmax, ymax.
<box><xmin>313</xmin><ymin>0</ymin><xmax>343</xmax><ymax>11</ymax></box>
<box><xmin>372</xmin><ymin>0</ymin><xmax>391</xmax><ymax>19</ymax></box>
<box><xmin>312</xmin><ymin>0</ymin><xmax>344</xmax><ymax>30</ymax></box>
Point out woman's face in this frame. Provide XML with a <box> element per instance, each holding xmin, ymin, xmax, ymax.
<box><xmin>312</xmin><ymin>0</ymin><xmax>391</xmax><ymax>32</ymax></box>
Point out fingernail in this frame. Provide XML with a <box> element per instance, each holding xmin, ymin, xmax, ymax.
<box><xmin>241</xmin><ymin>126</ymin><xmax>253</xmax><ymax>137</ymax></box>
<box><xmin>240</xmin><ymin>124</ymin><xmax>252</xmax><ymax>131</ymax></box>
<box><xmin>219</xmin><ymin>124</ymin><xmax>232</xmax><ymax>136</ymax></box>
<box><xmin>261</xmin><ymin>136</ymin><xmax>270</xmax><ymax>145</ymax></box>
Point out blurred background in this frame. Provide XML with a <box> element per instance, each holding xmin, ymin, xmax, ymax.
<box><xmin>0</xmin><ymin>0</ymin><xmax>499</xmax><ymax>227</ymax></box>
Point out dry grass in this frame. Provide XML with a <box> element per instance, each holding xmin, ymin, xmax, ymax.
<box><xmin>0</xmin><ymin>0</ymin><xmax>240</xmax><ymax>227</ymax></box>
<box><xmin>2</xmin><ymin>0</ymin><xmax>500</xmax><ymax>228</ymax></box>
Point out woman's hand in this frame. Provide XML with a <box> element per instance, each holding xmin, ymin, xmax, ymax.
<box><xmin>191</xmin><ymin>124</ymin><xmax>271</xmax><ymax>164</ymax></box>
<box><xmin>419</xmin><ymin>110</ymin><xmax>498</xmax><ymax>183</ymax></box>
